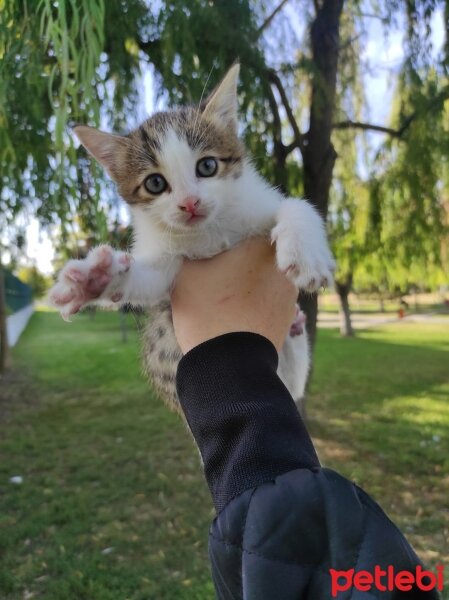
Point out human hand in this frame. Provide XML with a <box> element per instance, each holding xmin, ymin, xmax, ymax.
<box><xmin>170</xmin><ymin>237</ymin><xmax>297</xmax><ymax>354</ymax></box>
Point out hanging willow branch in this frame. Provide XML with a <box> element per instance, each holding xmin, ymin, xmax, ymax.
<box><xmin>38</xmin><ymin>0</ymin><xmax>105</xmax><ymax>149</ymax></box>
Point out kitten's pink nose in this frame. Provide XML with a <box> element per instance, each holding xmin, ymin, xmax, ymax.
<box><xmin>178</xmin><ymin>196</ymin><xmax>200</xmax><ymax>214</ymax></box>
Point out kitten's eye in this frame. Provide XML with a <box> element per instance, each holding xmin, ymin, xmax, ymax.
<box><xmin>144</xmin><ymin>174</ymin><xmax>167</xmax><ymax>195</ymax></box>
<box><xmin>196</xmin><ymin>157</ymin><xmax>218</xmax><ymax>178</ymax></box>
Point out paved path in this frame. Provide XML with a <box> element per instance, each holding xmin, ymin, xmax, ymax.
<box><xmin>318</xmin><ymin>312</ymin><xmax>449</xmax><ymax>329</ymax></box>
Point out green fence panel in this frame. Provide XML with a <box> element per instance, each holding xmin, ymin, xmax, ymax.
<box><xmin>4</xmin><ymin>270</ymin><xmax>33</xmax><ymax>314</ymax></box>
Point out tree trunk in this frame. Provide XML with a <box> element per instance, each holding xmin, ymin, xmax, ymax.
<box><xmin>0</xmin><ymin>257</ymin><xmax>9</xmax><ymax>374</ymax></box>
<box><xmin>300</xmin><ymin>0</ymin><xmax>344</xmax><ymax>352</ymax></box>
<box><xmin>273</xmin><ymin>148</ymin><xmax>288</xmax><ymax>194</ymax></box>
<box><xmin>336</xmin><ymin>275</ymin><xmax>354</xmax><ymax>337</ymax></box>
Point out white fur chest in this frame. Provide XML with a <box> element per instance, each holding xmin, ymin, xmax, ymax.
<box><xmin>132</xmin><ymin>213</ymin><xmax>250</xmax><ymax>261</ymax></box>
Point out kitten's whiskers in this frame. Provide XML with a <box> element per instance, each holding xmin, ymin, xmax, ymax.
<box><xmin>192</xmin><ymin>66</ymin><xmax>214</xmax><ymax>147</ymax></box>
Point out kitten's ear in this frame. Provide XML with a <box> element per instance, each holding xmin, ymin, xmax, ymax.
<box><xmin>73</xmin><ymin>125</ymin><xmax>128</xmax><ymax>179</ymax></box>
<box><xmin>202</xmin><ymin>63</ymin><xmax>240</xmax><ymax>131</ymax></box>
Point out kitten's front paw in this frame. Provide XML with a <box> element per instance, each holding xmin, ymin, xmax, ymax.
<box><xmin>49</xmin><ymin>245</ymin><xmax>131</xmax><ymax>319</ymax></box>
<box><xmin>272</xmin><ymin>199</ymin><xmax>335</xmax><ymax>292</ymax></box>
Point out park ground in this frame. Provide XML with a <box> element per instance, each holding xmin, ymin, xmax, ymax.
<box><xmin>0</xmin><ymin>310</ymin><xmax>448</xmax><ymax>599</ymax></box>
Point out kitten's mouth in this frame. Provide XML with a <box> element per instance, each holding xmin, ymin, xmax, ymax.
<box><xmin>184</xmin><ymin>212</ymin><xmax>207</xmax><ymax>225</ymax></box>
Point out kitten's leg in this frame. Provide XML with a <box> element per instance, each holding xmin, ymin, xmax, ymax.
<box><xmin>271</xmin><ymin>198</ymin><xmax>335</xmax><ymax>292</ymax></box>
<box><xmin>49</xmin><ymin>245</ymin><xmax>179</xmax><ymax>319</ymax></box>
<box><xmin>117</xmin><ymin>254</ymin><xmax>181</xmax><ymax>307</ymax></box>
<box><xmin>278</xmin><ymin>330</ymin><xmax>309</xmax><ymax>415</ymax></box>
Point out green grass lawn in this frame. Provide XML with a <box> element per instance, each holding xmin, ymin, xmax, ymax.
<box><xmin>1</xmin><ymin>312</ymin><xmax>448</xmax><ymax>599</ymax></box>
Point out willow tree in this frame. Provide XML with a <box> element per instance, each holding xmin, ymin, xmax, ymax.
<box><xmin>330</xmin><ymin>6</ymin><xmax>449</xmax><ymax>334</ymax></box>
<box><xmin>352</xmin><ymin>75</ymin><xmax>449</xmax><ymax>304</ymax></box>
<box><xmin>0</xmin><ymin>0</ymin><xmax>151</xmax><ymax>235</ymax></box>
<box><xmin>0</xmin><ymin>0</ymin><xmax>146</xmax><ymax>369</ymax></box>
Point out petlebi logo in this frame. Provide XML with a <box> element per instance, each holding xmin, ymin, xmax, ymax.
<box><xmin>329</xmin><ymin>565</ymin><xmax>444</xmax><ymax>597</ymax></box>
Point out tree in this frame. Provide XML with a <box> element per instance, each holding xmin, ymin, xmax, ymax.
<box><xmin>333</xmin><ymin>2</ymin><xmax>449</xmax><ymax>331</ymax></box>
<box><xmin>0</xmin><ymin>0</ymin><xmax>148</xmax><ymax>240</ymax></box>
<box><xmin>330</xmin><ymin>67</ymin><xmax>449</xmax><ymax>328</ymax></box>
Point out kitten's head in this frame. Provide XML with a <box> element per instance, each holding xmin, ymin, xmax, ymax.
<box><xmin>74</xmin><ymin>64</ymin><xmax>245</xmax><ymax>232</ymax></box>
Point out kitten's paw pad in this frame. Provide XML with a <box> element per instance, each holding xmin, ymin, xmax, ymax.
<box><xmin>92</xmin><ymin>245</ymin><xmax>113</xmax><ymax>269</ymax></box>
<box><xmin>65</xmin><ymin>267</ymin><xmax>88</xmax><ymax>284</ymax></box>
<box><xmin>49</xmin><ymin>246</ymin><xmax>131</xmax><ymax>317</ymax></box>
<box><xmin>289</xmin><ymin>306</ymin><xmax>306</xmax><ymax>337</ymax></box>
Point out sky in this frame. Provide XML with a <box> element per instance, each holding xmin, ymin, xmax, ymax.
<box><xmin>16</xmin><ymin>4</ymin><xmax>446</xmax><ymax>275</ymax></box>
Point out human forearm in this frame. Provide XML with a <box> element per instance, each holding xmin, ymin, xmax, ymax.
<box><xmin>176</xmin><ymin>331</ymin><xmax>319</xmax><ymax>512</ymax></box>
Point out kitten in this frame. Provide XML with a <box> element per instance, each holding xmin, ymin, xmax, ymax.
<box><xmin>49</xmin><ymin>64</ymin><xmax>335</xmax><ymax>412</ymax></box>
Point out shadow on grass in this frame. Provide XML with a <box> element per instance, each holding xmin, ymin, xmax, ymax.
<box><xmin>308</xmin><ymin>326</ymin><xmax>449</xmax><ymax>569</ymax></box>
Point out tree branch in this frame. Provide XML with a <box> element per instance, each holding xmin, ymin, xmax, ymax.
<box><xmin>265</xmin><ymin>80</ymin><xmax>284</xmax><ymax>150</ymax></box>
<box><xmin>255</xmin><ymin>0</ymin><xmax>290</xmax><ymax>39</ymax></box>
<box><xmin>284</xmin><ymin>140</ymin><xmax>300</xmax><ymax>155</ymax></box>
<box><xmin>333</xmin><ymin>86</ymin><xmax>449</xmax><ymax>138</ymax></box>
<box><xmin>332</xmin><ymin>120</ymin><xmax>403</xmax><ymax>136</ymax></box>
<box><xmin>354</xmin><ymin>11</ymin><xmax>387</xmax><ymax>21</ymax></box>
<box><xmin>266</xmin><ymin>68</ymin><xmax>305</xmax><ymax>154</ymax></box>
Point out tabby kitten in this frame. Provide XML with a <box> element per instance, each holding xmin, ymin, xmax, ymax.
<box><xmin>49</xmin><ymin>64</ymin><xmax>334</xmax><ymax>411</ymax></box>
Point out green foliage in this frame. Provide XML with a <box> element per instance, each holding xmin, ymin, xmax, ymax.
<box><xmin>358</xmin><ymin>70</ymin><xmax>449</xmax><ymax>292</ymax></box>
<box><xmin>15</xmin><ymin>265</ymin><xmax>52</xmax><ymax>298</ymax></box>
<box><xmin>0</xmin><ymin>0</ymin><xmax>147</xmax><ymax>240</ymax></box>
<box><xmin>38</xmin><ymin>0</ymin><xmax>105</xmax><ymax>148</ymax></box>
<box><xmin>329</xmin><ymin>132</ymin><xmax>369</xmax><ymax>281</ymax></box>
<box><xmin>329</xmin><ymin>1</ymin><xmax>449</xmax><ymax>293</ymax></box>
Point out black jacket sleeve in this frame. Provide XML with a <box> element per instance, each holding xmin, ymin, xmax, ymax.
<box><xmin>176</xmin><ymin>332</ymin><xmax>440</xmax><ymax>599</ymax></box>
